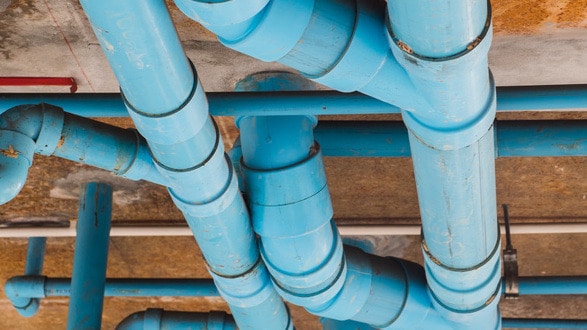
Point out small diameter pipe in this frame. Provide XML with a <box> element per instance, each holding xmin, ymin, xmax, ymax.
<box><xmin>66</xmin><ymin>183</ymin><xmax>112</xmax><ymax>330</ymax></box>
<box><xmin>6</xmin><ymin>277</ymin><xmax>219</xmax><ymax>298</ymax></box>
<box><xmin>511</xmin><ymin>276</ymin><xmax>587</xmax><ymax>295</ymax></box>
<box><xmin>502</xmin><ymin>318</ymin><xmax>587</xmax><ymax>329</ymax></box>
<box><xmin>1</xmin><ymin>222</ymin><xmax>585</xmax><ymax>238</ymax></box>
<box><xmin>2</xmin><ymin>87</ymin><xmax>585</xmax><ymax>118</ymax></box>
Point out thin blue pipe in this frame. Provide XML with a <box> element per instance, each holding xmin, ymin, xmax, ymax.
<box><xmin>6</xmin><ymin>277</ymin><xmax>219</xmax><ymax>298</ymax></box>
<box><xmin>502</xmin><ymin>318</ymin><xmax>587</xmax><ymax>329</ymax></box>
<box><xmin>117</xmin><ymin>309</ymin><xmax>237</xmax><ymax>330</ymax></box>
<box><xmin>24</xmin><ymin>237</ymin><xmax>46</xmax><ymax>276</ymax></box>
<box><xmin>66</xmin><ymin>182</ymin><xmax>112</xmax><ymax>330</ymax></box>
<box><xmin>1</xmin><ymin>85</ymin><xmax>586</xmax><ymax>118</ymax></box>
<box><xmin>79</xmin><ymin>1</ymin><xmax>291</xmax><ymax>329</ymax></box>
<box><xmin>514</xmin><ymin>276</ymin><xmax>587</xmax><ymax>295</ymax></box>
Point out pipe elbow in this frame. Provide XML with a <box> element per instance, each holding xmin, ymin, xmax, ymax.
<box><xmin>116</xmin><ymin>310</ymin><xmax>146</xmax><ymax>330</ymax></box>
<box><xmin>4</xmin><ymin>276</ymin><xmax>41</xmax><ymax>317</ymax></box>
<box><xmin>0</xmin><ymin>130</ymin><xmax>35</xmax><ymax>205</ymax></box>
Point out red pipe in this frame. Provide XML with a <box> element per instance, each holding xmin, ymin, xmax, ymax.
<box><xmin>0</xmin><ymin>77</ymin><xmax>77</xmax><ymax>93</ymax></box>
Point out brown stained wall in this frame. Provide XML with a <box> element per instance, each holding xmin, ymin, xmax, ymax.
<box><xmin>493</xmin><ymin>0</ymin><xmax>587</xmax><ymax>34</ymax></box>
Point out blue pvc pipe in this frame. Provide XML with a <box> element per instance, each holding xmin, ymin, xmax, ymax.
<box><xmin>0</xmin><ymin>103</ymin><xmax>167</xmax><ymax>205</ymax></box>
<box><xmin>387</xmin><ymin>1</ymin><xmax>501</xmax><ymax>329</ymax></box>
<box><xmin>1</xmin><ymin>85</ymin><xmax>586</xmax><ymax>118</ymax></box>
<box><xmin>79</xmin><ymin>1</ymin><xmax>291</xmax><ymax>329</ymax></box>
<box><xmin>514</xmin><ymin>276</ymin><xmax>587</xmax><ymax>295</ymax></box>
<box><xmin>67</xmin><ymin>182</ymin><xmax>112</xmax><ymax>330</ymax></box>
<box><xmin>502</xmin><ymin>318</ymin><xmax>587</xmax><ymax>329</ymax></box>
<box><xmin>117</xmin><ymin>309</ymin><xmax>237</xmax><ymax>330</ymax></box>
<box><xmin>24</xmin><ymin>237</ymin><xmax>46</xmax><ymax>277</ymax></box>
<box><xmin>6</xmin><ymin>276</ymin><xmax>219</xmax><ymax>298</ymax></box>
<box><xmin>174</xmin><ymin>0</ymin><xmax>428</xmax><ymax>111</ymax></box>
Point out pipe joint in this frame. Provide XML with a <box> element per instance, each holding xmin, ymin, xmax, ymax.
<box><xmin>5</xmin><ymin>275</ymin><xmax>46</xmax><ymax>317</ymax></box>
<box><xmin>422</xmin><ymin>235</ymin><xmax>502</xmax><ymax>313</ymax></box>
<box><xmin>265</xmin><ymin>222</ymin><xmax>346</xmax><ymax>308</ymax></box>
<box><xmin>170</xmin><ymin>153</ymin><xmax>238</xmax><ymax>217</ymax></box>
<box><xmin>121</xmin><ymin>65</ymin><xmax>209</xmax><ymax>147</ymax></box>
<box><xmin>243</xmin><ymin>145</ymin><xmax>333</xmax><ymax>238</ymax></box>
<box><xmin>0</xmin><ymin>130</ymin><xmax>35</xmax><ymax>205</ymax></box>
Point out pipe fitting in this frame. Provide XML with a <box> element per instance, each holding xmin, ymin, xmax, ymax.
<box><xmin>4</xmin><ymin>275</ymin><xmax>46</xmax><ymax>317</ymax></box>
<box><xmin>0</xmin><ymin>130</ymin><xmax>35</xmax><ymax>205</ymax></box>
<box><xmin>116</xmin><ymin>309</ymin><xmax>237</xmax><ymax>330</ymax></box>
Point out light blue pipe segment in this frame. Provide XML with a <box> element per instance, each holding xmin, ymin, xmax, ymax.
<box><xmin>0</xmin><ymin>103</ymin><xmax>167</xmax><ymax>200</ymax></box>
<box><xmin>513</xmin><ymin>276</ymin><xmax>587</xmax><ymax>295</ymax></box>
<box><xmin>2</xmin><ymin>84</ymin><xmax>587</xmax><ymax>118</ymax></box>
<box><xmin>117</xmin><ymin>309</ymin><xmax>237</xmax><ymax>330</ymax></box>
<box><xmin>173</xmin><ymin>0</ymin><xmax>427</xmax><ymax>111</ymax></box>
<box><xmin>387</xmin><ymin>0</ymin><xmax>488</xmax><ymax>57</ymax></box>
<box><xmin>502</xmin><ymin>318</ymin><xmax>587</xmax><ymax>329</ymax></box>
<box><xmin>66</xmin><ymin>182</ymin><xmax>112</xmax><ymax>330</ymax></box>
<box><xmin>80</xmin><ymin>1</ymin><xmax>292</xmax><ymax>329</ymax></box>
<box><xmin>496</xmin><ymin>120</ymin><xmax>587</xmax><ymax>157</ymax></box>
<box><xmin>4</xmin><ymin>237</ymin><xmax>47</xmax><ymax>317</ymax></box>
<box><xmin>320</xmin><ymin>318</ymin><xmax>376</xmax><ymax>330</ymax></box>
<box><xmin>81</xmin><ymin>2</ymin><xmax>192</xmax><ymax>114</ymax></box>
<box><xmin>6</xmin><ymin>276</ymin><xmax>219</xmax><ymax>298</ymax></box>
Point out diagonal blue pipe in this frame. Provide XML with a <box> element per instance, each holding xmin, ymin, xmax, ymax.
<box><xmin>387</xmin><ymin>1</ymin><xmax>502</xmax><ymax>329</ymax></box>
<box><xmin>0</xmin><ymin>103</ymin><xmax>166</xmax><ymax>205</ymax></box>
<box><xmin>174</xmin><ymin>0</ymin><xmax>428</xmax><ymax>111</ymax></box>
<box><xmin>78</xmin><ymin>1</ymin><xmax>291</xmax><ymax>329</ymax></box>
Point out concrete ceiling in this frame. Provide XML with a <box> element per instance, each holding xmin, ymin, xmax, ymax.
<box><xmin>0</xmin><ymin>0</ymin><xmax>586</xmax><ymax>329</ymax></box>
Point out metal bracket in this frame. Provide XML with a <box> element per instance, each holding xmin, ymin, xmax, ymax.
<box><xmin>503</xmin><ymin>204</ymin><xmax>519</xmax><ymax>299</ymax></box>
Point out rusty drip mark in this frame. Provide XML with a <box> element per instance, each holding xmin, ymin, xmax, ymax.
<box><xmin>1</xmin><ymin>145</ymin><xmax>19</xmax><ymax>158</ymax></box>
<box><xmin>397</xmin><ymin>40</ymin><xmax>413</xmax><ymax>54</ymax></box>
<box><xmin>56</xmin><ymin>136</ymin><xmax>65</xmax><ymax>148</ymax></box>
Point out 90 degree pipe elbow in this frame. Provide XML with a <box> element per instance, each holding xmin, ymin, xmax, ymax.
<box><xmin>0</xmin><ymin>103</ymin><xmax>166</xmax><ymax>205</ymax></box>
<box><xmin>4</xmin><ymin>276</ymin><xmax>46</xmax><ymax>317</ymax></box>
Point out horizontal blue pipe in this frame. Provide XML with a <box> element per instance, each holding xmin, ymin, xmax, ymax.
<box><xmin>67</xmin><ymin>182</ymin><xmax>112</xmax><ymax>330</ymax></box>
<box><xmin>117</xmin><ymin>309</ymin><xmax>236</xmax><ymax>330</ymax></box>
<box><xmin>1</xmin><ymin>85</ymin><xmax>586</xmax><ymax>117</ymax></box>
<box><xmin>5</xmin><ymin>276</ymin><xmax>219</xmax><ymax>298</ymax></box>
<box><xmin>502</xmin><ymin>318</ymin><xmax>587</xmax><ymax>329</ymax></box>
<box><xmin>511</xmin><ymin>276</ymin><xmax>587</xmax><ymax>295</ymax></box>
<box><xmin>313</xmin><ymin>120</ymin><xmax>587</xmax><ymax>158</ymax></box>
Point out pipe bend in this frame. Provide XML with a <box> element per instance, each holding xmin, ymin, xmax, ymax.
<box><xmin>4</xmin><ymin>276</ymin><xmax>44</xmax><ymax>317</ymax></box>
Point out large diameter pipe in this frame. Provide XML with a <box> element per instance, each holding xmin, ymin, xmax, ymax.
<box><xmin>117</xmin><ymin>309</ymin><xmax>236</xmax><ymax>330</ymax></box>
<box><xmin>66</xmin><ymin>183</ymin><xmax>112</xmax><ymax>330</ymax></box>
<box><xmin>174</xmin><ymin>0</ymin><xmax>428</xmax><ymax>111</ymax></box>
<box><xmin>79</xmin><ymin>1</ymin><xmax>291</xmax><ymax>329</ymax></box>
<box><xmin>387</xmin><ymin>1</ymin><xmax>501</xmax><ymax>329</ymax></box>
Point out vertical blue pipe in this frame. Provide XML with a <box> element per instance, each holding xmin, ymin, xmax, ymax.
<box><xmin>79</xmin><ymin>1</ymin><xmax>291</xmax><ymax>329</ymax></box>
<box><xmin>66</xmin><ymin>182</ymin><xmax>112</xmax><ymax>330</ymax></box>
<box><xmin>387</xmin><ymin>1</ymin><xmax>501</xmax><ymax>329</ymax></box>
<box><xmin>24</xmin><ymin>237</ymin><xmax>46</xmax><ymax>276</ymax></box>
